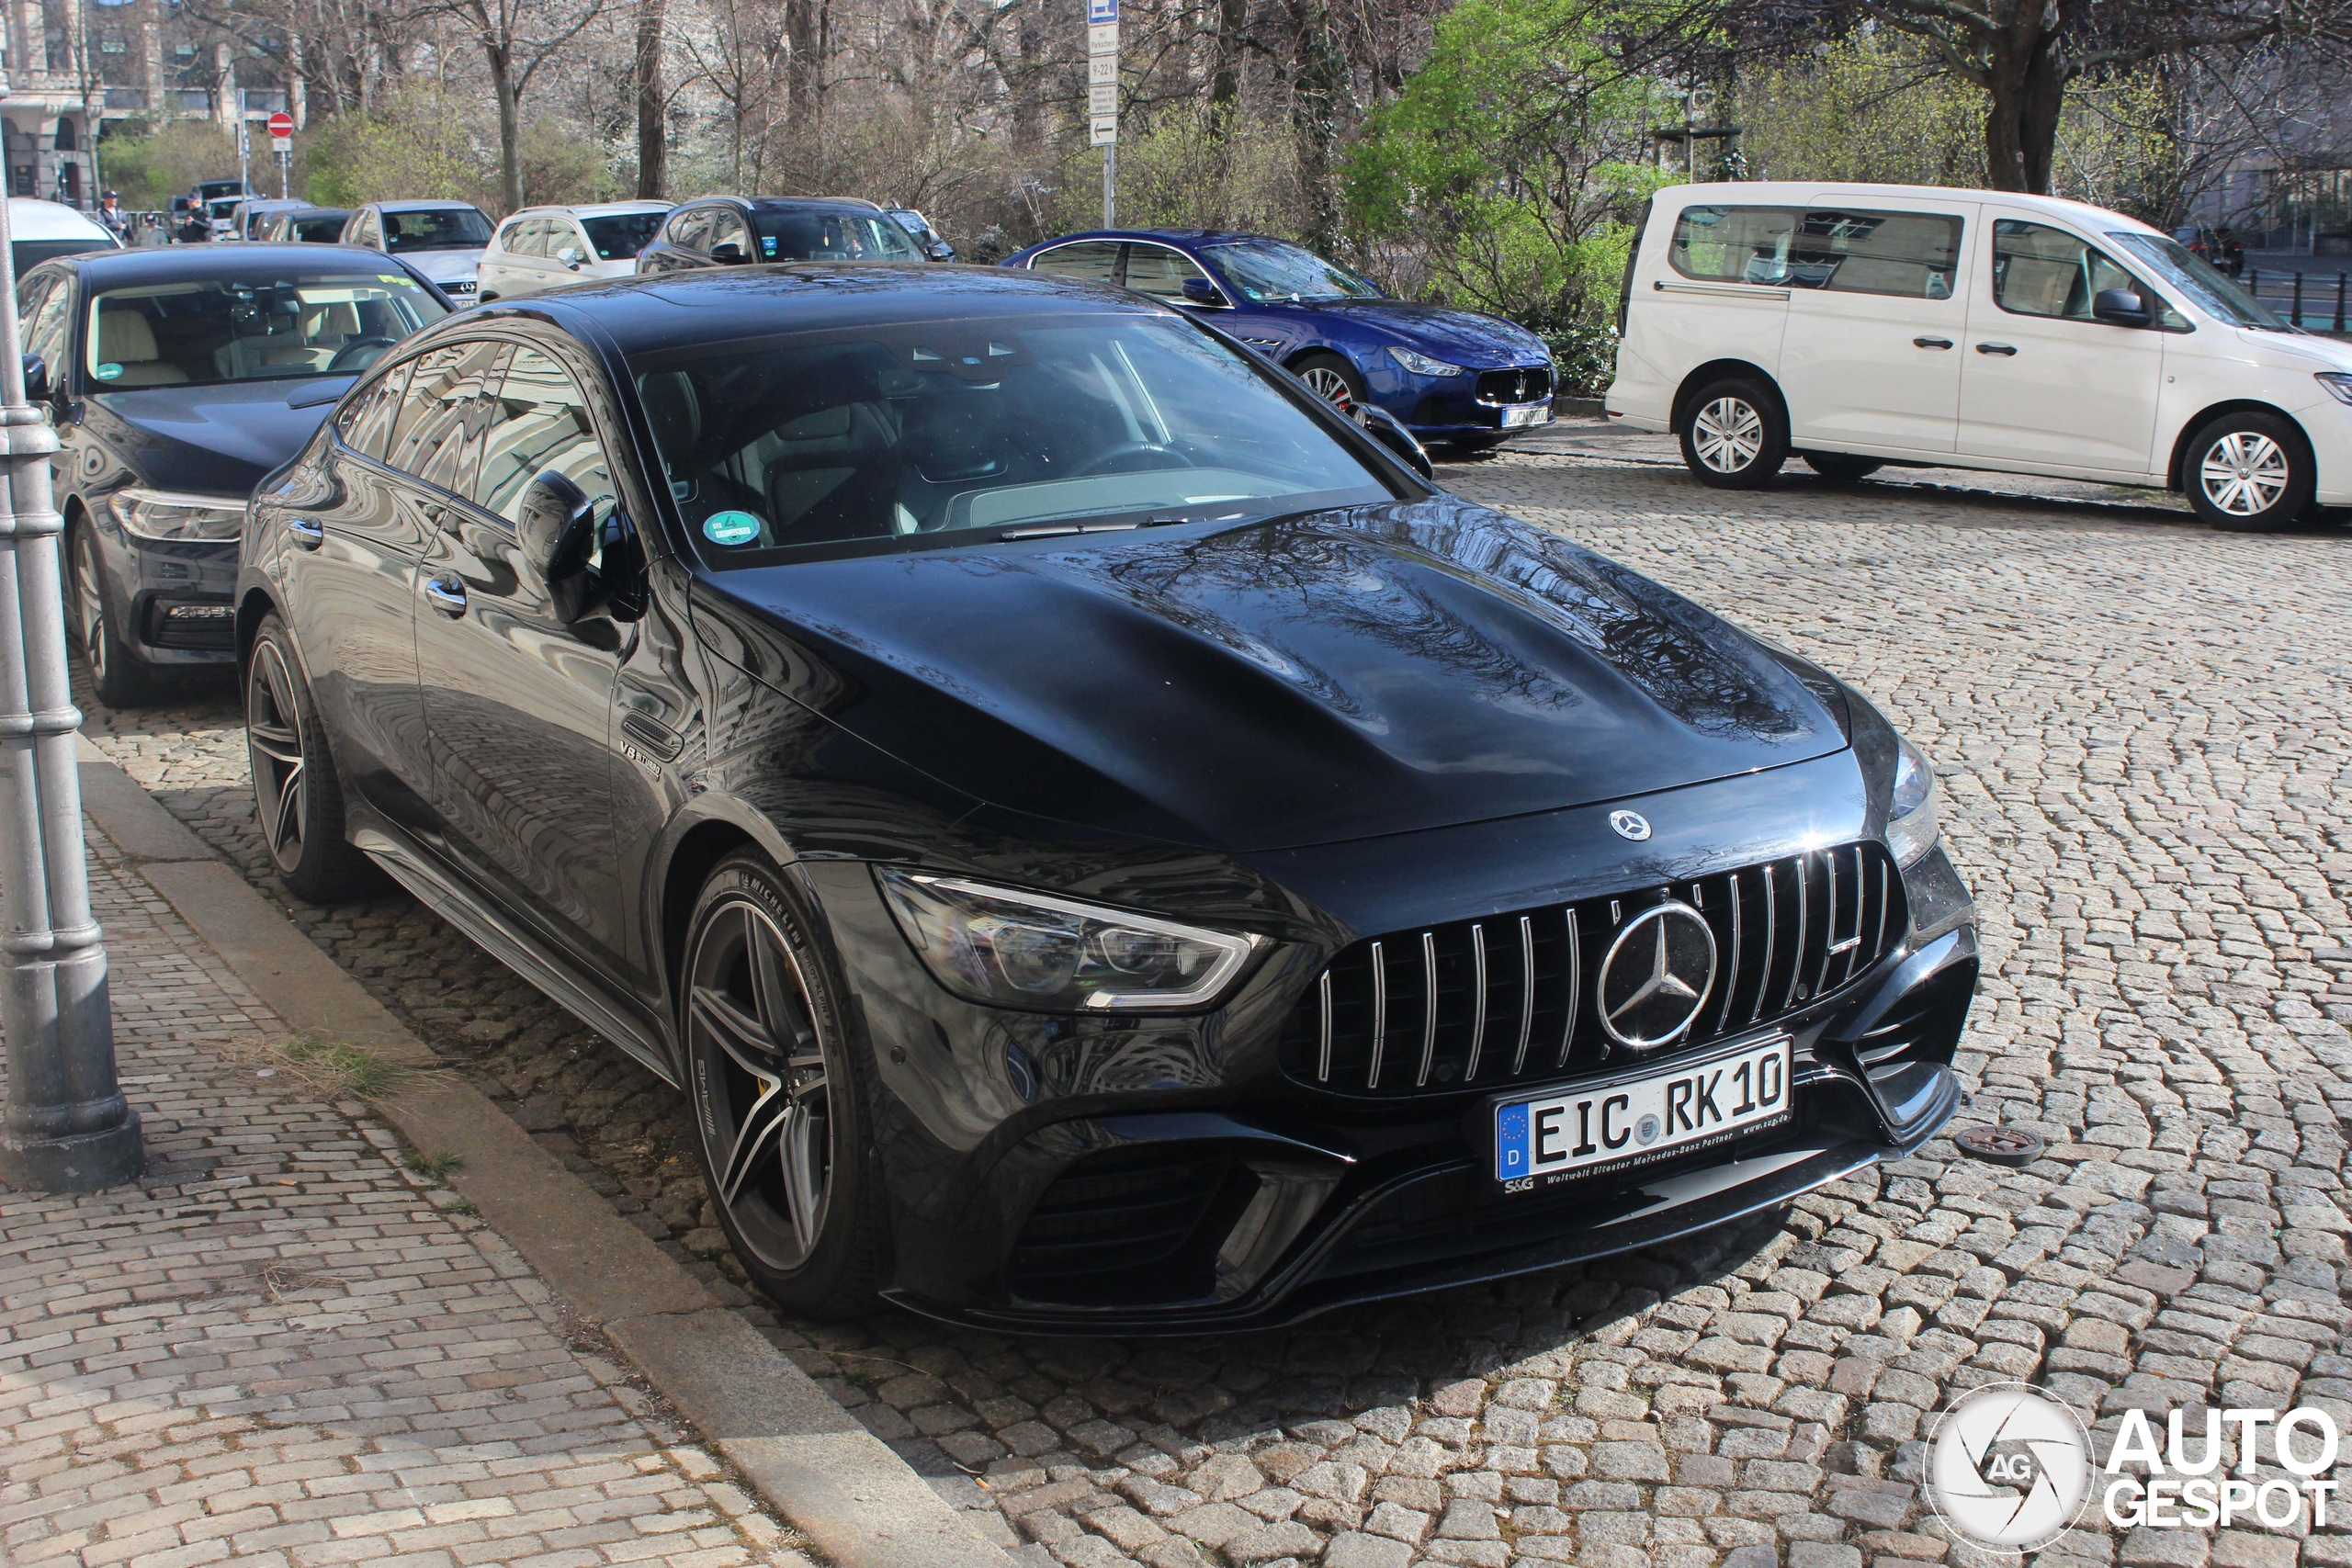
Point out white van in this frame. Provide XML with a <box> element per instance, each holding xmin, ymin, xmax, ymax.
<box><xmin>8</xmin><ymin>197</ymin><xmax>119</xmax><ymax>277</ymax></box>
<box><xmin>1605</xmin><ymin>182</ymin><xmax>2352</xmax><ymax>531</ymax></box>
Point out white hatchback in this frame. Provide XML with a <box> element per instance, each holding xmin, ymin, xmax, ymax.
<box><xmin>1604</xmin><ymin>182</ymin><xmax>2352</xmax><ymax>530</ymax></box>
<box><xmin>477</xmin><ymin>200</ymin><xmax>673</xmax><ymax>302</ymax></box>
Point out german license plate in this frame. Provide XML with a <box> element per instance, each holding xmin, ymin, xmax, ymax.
<box><xmin>1499</xmin><ymin>401</ymin><xmax>1550</xmax><ymax>429</ymax></box>
<box><xmin>1492</xmin><ymin>1035</ymin><xmax>1792</xmax><ymax>1192</ymax></box>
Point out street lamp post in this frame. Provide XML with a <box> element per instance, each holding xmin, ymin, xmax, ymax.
<box><xmin>0</xmin><ymin>77</ymin><xmax>140</xmax><ymax>1194</ymax></box>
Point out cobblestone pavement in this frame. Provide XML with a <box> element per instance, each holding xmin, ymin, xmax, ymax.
<box><xmin>67</xmin><ymin>427</ymin><xmax>2352</xmax><ymax>1568</ymax></box>
<box><xmin>0</xmin><ymin>829</ymin><xmax>816</xmax><ymax>1566</ymax></box>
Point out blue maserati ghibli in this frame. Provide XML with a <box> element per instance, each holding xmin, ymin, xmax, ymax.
<box><xmin>1002</xmin><ymin>230</ymin><xmax>1557</xmax><ymax>450</ymax></box>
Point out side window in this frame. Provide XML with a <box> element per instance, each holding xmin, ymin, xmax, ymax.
<box><xmin>496</xmin><ymin>218</ymin><xmax>538</xmax><ymax>257</ymax></box>
<box><xmin>1028</xmin><ymin>241</ymin><xmax>1123</xmax><ymax>286</ymax></box>
<box><xmin>24</xmin><ymin>280</ymin><xmax>72</xmax><ymax>378</ymax></box>
<box><xmin>1671</xmin><ymin>206</ymin><xmax>1797</xmax><ymax>286</ymax></box>
<box><xmin>356</xmin><ymin>212</ymin><xmax>381</xmax><ymax>248</ymax></box>
<box><xmin>335</xmin><ymin>357</ymin><xmax>419</xmax><ymax>461</ymax></box>
<box><xmin>474</xmin><ymin>346</ymin><xmax>616</xmax><ymax>528</ymax></box>
<box><xmin>666</xmin><ymin>207</ymin><xmax>712</xmax><ymax>253</ymax></box>
<box><xmin>710</xmin><ymin>209</ymin><xmax>752</xmax><ymax>256</ymax></box>
<box><xmin>385</xmin><ymin>342</ymin><xmax>506</xmax><ymax>492</ymax></box>
<box><xmin>1993</xmin><ymin>220</ymin><xmax>2137</xmax><ymax>321</ymax></box>
<box><xmin>1792</xmin><ymin>209</ymin><xmax>1962</xmax><ymax>299</ymax></box>
<box><xmin>549</xmin><ymin>223</ymin><xmax>585</xmax><ymax>263</ymax></box>
<box><xmin>1123</xmin><ymin>243</ymin><xmax>1212</xmax><ymax>301</ymax></box>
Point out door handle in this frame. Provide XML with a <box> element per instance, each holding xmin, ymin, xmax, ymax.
<box><xmin>288</xmin><ymin>516</ymin><xmax>324</xmax><ymax>550</ymax></box>
<box><xmin>423</xmin><ymin>576</ymin><xmax>468</xmax><ymax>616</ymax></box>
<box><xmin>1912</xmin><ymin>336</ymin><xmax>1952</xmax><ymax>350</ymax></box>
<box><xmin>1976</xmin><ymin>342</ymin><xmax>2018</xmax><ymax>355</ymax></box>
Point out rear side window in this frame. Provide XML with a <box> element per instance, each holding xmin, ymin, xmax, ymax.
<box><xmin>665</xmin><ymin>208</ymin><xmax>713</xmax><ymax>252</ymax></box>
<box><xmin>496</xmin><ymin>218</ymin><xmax>539</xmax><ymax>257</ymax></box>
<box><xmin>1792</xmin><ymin>209</ymin><xmax>1962</xmax><ymax>299</ymax></box>
<box><xmin>337</xmin><ymin>359</ymin><xmax>417</xmax><ymax>460</ymax></box>
<box><xmin>1672</xmin><ymin>207</ymin><xmax>1797</xmax><ymax>286</ymax></box>
<box><xmin>1029</xmin><ymin>241</ymin><xmax>1123</xmax><ymax>286</ymax></box>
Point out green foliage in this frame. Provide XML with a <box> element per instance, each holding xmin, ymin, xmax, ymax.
<box><xmin>1342</xmin><ymin>0</ymin><xmax>1674</xmax><ymax>392</ymax></box>
<box><xmin>1056</xmin><ymin>108</ymin><xmax>1304</xmax><ymax>237</ymax></box>
<box><xmin>301</xmin><ymin>91</ymin><xmax>503</xmax><ymax>212</ymax></box>
<box><xmin>95</xmin><ymin>118</ymin><xmax>238</xmax><ymax>210</ymax></box>
<box><xmin>1736</xmin><ymin>37</ymin><xmax>1986</xmax><ymax>187</ymax></box>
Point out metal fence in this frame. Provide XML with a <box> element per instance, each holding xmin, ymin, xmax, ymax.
<box><xmin>2242</xmin><ymin>268</ymin><xmax>2352</xmax><ymax>334</ymax></box>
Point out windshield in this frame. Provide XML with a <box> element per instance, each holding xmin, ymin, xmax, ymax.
<box><xmin>291</xmin><ymin>215</ymin><xmax>347</xmax><ymax>243</ymax></box>
<box><xmin>755</xmin><ymin>209</ymin><xmax>921</xmax><ymax>261</ymax></box>
<box><xmin>634</xmin><ymin>312</ymin><xmax>1391</xmax><ymax>565</ymax></box>
<box><xmin>583</xmin><ymin>211</ymin><xmax>665</xmax><ymax>260</ymax></box>
<box><xmin>85</xmin><ymin>272</ymin><xmax>448</xmax><ymax>388</ymax></box>
<box><xmin>2108</xmin><ymin>231</ymin><xmax>2285</xmax><ymax>331</ymax></box>
<box><xmin>1205</xmin><ymin>240</ymin><xmax>1385</xmax><ymax>303</ymax></box>
<box><xmin>383</xmin><ymin>207</ymin><xmax>492</xmax><ymax>252</ymax></box>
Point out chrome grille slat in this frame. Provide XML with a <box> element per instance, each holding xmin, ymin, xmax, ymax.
<box><xmin>1285</xmin><ymin>840</ymin><xmax>1904</xmax><ymax>1097</ymax></box>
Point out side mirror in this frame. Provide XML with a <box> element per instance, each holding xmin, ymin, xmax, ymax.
<box><xmin>21</xmin><ymin>354</ymin><xmax>47</xmax><ymax>402</ymax></box>
<box><xmin>1181</xmin><ymin>276</ymin><xmax>1226</xmax><ymax>307</ymax></box>
<box><xmin>1356</xmin><ymin>404</ymin><xmax>1433</xmax><ymax>480</ymax></box>
<box><xmin>515</xmin><ymin>469</ymin><xmax>605</xmax><ymax>624</ymax></box>
<box><xmin>709</xmin><ymin>242</ymin><xmax>747</xmax><ymax>265</ymax></box>
<box><xmin>558</xmin><ymin>247</ymin><xmax>582</xmax><ymax>268</ymax></box>
<box><xmin>2092</xmin><ymin>287</ymin><xmax>2153</xmax><ymax>328</ymax></box>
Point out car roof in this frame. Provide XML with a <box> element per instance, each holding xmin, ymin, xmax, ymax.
<box><xmin>374</xmin><ymin>199</ymin><xmax>486</xmax><ymax>213</ymax></box>
<box><xmin>10</xmin><ymin>197</ymin><xmax>115</xmax><ymax>241</ymax></box>
<box><xmin>1033</xmin><ymin>229</ymin><xmax>1274</xmax><ymax>248</ymax></box>
<box><xmin>521</xmin><ymin>200</ymin><xmax>673</xmax><ymax>218</ymax></box>
<box><xmin>681</xmin><ymin>196</ymin><xmax>894</xmax><ymax>216</ymax></box>
<box><xmin>495</xmin><ymin>263</ymin><xmax>1168</xmax><ymax>357</ymax></box>
<box><xmin>46</xmin><ymin>243</ymin><xmax>422</xmax><ymax>286</ymax></box>
<box><xmin>1649</xmin><ymin>181</ymin><xmax>2165</xmax><ymax>234</ymax></box>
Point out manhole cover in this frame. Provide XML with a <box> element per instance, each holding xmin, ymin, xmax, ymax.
<box><xmin>1953</xmin><ymin>1125</ymin><xmax>2044</xmax><ymax>1168</ymax></box>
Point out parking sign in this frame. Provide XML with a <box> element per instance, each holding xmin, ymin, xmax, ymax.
<box><xmin>1087</xmin><ymin>0</ymin><xmax>1117</xmax><ymax>19</ymax></box>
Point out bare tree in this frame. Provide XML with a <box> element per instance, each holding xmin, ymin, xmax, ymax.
<box><xmin>424</xmin><ymin>0</ymin><xmax>614</xmax><ymax>208</ymax></box>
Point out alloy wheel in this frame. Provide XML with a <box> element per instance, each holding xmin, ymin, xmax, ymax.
<box><xmin>245</xmin><ymin>640</ymin><xmax>308</xmax><ymax>871</ymax></box>
<box><xmin>2199</xmin><ymin>432</ymin><xmax>2289</xmax><ymax>517</ymax></box>
<box><xmin>1692</xmin><ymin>397</ymin><xmax>1764</xmax><ymax>473</ymax></box>
<box><xmin>74</xmin><ymin>530</ymin><xmax>106</xmax><ymax>685</ymax></box>
<box><xmin>685</xmin><ymin>897</ymin><xmax>833</xmax><ymax>1271</ymax></box>
<box><xmin>1298</xmin><ymin>366</ymin><xmax>1357</xmax><ymax>413</ymax></box>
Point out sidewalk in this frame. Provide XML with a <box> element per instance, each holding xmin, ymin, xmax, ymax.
<box><xmin>1</xmin><ymin>825</ymin><xmax>815</xmax><ymax>1568</ymax></box>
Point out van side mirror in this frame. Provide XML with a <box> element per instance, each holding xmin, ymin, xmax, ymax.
<box><xmin>1357</xmin><ymin>404</ymin><xmax>1434</xmax><ymax>480</ymax></box>
<box><xmin>516</xmin><ymin>469</ymin><xmax>605</xmax><ymax>623</ymax></box>
<box><xmin>1181</xmin><ymin>276</ymin><xmax>1226</xmax><ymax>307</ymax></box>
<box><xmin>710</xmin><ymin>241</ymin><xmax>747</xmax><ymax>265</ymax></box>
<box><xmin>21</xmin><ymin>354</ymin><xmax>48</xmax><ymax>402</ymax></box>
<box><xmin>2092</xmin><ymin>287</ymin><xmax>2152</xmax><ymax>328</ymax></box>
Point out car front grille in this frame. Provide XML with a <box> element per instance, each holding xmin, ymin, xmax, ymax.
<box><xmin>1278</xmin><ymin>841</ymin><xmax>1905</xmax><ymax>1098</ymax></box>
<box><xmin>1476</xmin><ymin>366</ymin><xmax>1553</xmax><ymax>406</ymax></box>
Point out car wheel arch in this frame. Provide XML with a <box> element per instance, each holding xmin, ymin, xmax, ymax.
<box><xmin>1674</xmin><ymin>360</ymin><xmax>1785</xmax><ymax>434</ymax></box>
<box><xmin>2166</xmin><ymin>399</ymin><xmax>2311</xmax><ymax>491</ymax></box>
<box><xmin>234</xmin><ymin>585</ymin><xmax>283</xmax><ymax>672</ymax></box>
<box><xmin>653</xmin><ymin>805</ymin><xmax>808</xmax><ymax>1016</ymax></box>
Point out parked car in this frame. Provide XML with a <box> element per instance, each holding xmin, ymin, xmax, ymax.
<box><xmin>226</xmin><ymin>197</ymin><xmax>314</xmax><ymax>242</ymax></box>
<box><xmin>235</xmin><ymin>262</ymin><xmax>1974</xmax><ymax>1330</ymax></box>
<box><xmin>1004</xmin><ymin>229</ymin><xmax>1558</xmax><ymax>452</ymax></box>
<box><xmin>19</xmin><ymin>243</ymin><xmax>449</xmax><ymax>705</ymax></box>
<box><xmin>634</xmin><ymin>196</ymin><xmax>924</xmax><ymax>273</ymax></box>
<box><xmin>478</xmin><ymin>199</ymin><xmax>673</xmax><ymax>301</ymax></box>
<box><xmin>2171</xmin><ymin>224</ymin><xmax>2244</xmax><ymax>277</ymax></box>
<box><xmin>884</xmin><ymin>207</ymin><xmax>955</xmax><ymax>261</ymax></box>
<box><xmin>339</xmin><ymin>199</ymin><xmax>494</xmax><ymax>303</ymax></box>
<box><xmin>258</xmin><ymin>207</ymin><xmax>355</xmax><ymax>244</ymax></box>
<box><xmin>1611</xmin><ymin>183</ymin><xmax>2352</xmax><ymax>530</ymax></box>
<box><xmin>8</xmin><ymin>197</ymin><xmax>119</xmax><ymax>277</ymax></box>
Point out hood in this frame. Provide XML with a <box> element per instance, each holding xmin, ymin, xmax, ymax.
<box><xmin>404</xmin><ymin>250</ymin><xmax>485</xmax><ymax>282</ymax></box>
<box><xmin>702</xmin><ymin>498</ymin><xmax>1848</xmax><ymax>853</ymax></box>
<box><xmin>2237</xmin><ymin>326</ymin><xmax>2352</xmax><ymax>374</ymax></box>
<box><xmin>1303</xmin><ymin>299</ymin><xmax>1549</xmax><ymax>367</ymax></box>
<box><xmin>89</xmin><ymin>378</ymin><xmax>351</xmax><ymax>495</ymax></box>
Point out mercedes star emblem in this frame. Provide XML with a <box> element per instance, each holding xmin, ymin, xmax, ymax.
<box><xmin>1596</xmin><ymin>901</ymin><xmax>1718</xmax><ymax>1049</ymax></box>
<box><xmin>1610</xmin><ymin>810</ymin><xmax>1652</xmax><ymax>841</ymax></box>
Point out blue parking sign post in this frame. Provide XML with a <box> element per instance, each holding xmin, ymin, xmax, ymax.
<box><xmin>1086</xmin><ymin>0</ymin><xmax>1118</xmax><ymax>225</ymax></box>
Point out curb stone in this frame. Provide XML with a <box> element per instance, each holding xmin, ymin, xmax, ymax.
<box><xmin>76</xmin><ymin>736</ymin><xmax>1019</xmax><ymax>1568</ymax></box>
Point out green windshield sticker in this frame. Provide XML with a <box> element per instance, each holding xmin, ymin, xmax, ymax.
<box><xmin>703</xmin><ymin>511</ymin><xmax>763</xmax><ymax>547</ymax></box>
<box><xmin>94</xmin><ymin>362</ymin><xmax>122</xmax><ymax>380</ymax></box>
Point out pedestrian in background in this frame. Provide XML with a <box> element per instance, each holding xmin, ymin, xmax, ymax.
<box><xmin>96</xmin><ymin>190</ymin><xmax>127</xmax><ymax>242</ymax></box>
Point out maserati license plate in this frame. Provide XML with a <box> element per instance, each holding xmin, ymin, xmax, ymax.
<box><xmin>1499</xmin><ymin>401</ymin><xmax>1550</xmax><ymax>429</ymax></box>
<box><xmin>1492</xmin><ymin>1035</ymin><xmax>1792</xmax><ymax>1192</ymax></box>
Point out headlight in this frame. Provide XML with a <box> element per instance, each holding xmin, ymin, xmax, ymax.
<box><xmin>1886</xmin><ymin>736</ymin><xmax>1940</xmax><ymax>869</ymax></box>
<box><xmin>2316</xmin><ymin>372</ymin><xmax>2352</xmax><ymax>407</ymax></box>
<box><xmin>109</xmin><ymin>489</ymin><xmax>244</xmax><ymax>542</ymax></box>
<box><xmin>1388</xmin><ymin>345</ymin><xmax>1464</xmax><ymax>378</ymax></box>
<box><xmin>876</xmin><ymin>869</ymin><xmax>1261</xmax><ymax>1012</ymax></box>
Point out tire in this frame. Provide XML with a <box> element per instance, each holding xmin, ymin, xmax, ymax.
<box><xmin>1803</xmin><ymin>452</ymin><xmax>1883</xmax><ymax>483</ymax></box>
<box><xmin>1291</xmin><ymin>352</ymin><xmax>1368</xmax><ymax>417</ymax></box>
<box><xmin>2184</xmin><ymin>411</ymin><xmax>2316</xmax><ymax>532</ymax></box>
<box><xmin>680</xmin><ymin>852</ymin><xmax>881</xmax><ymax>1317</ymax></box>
<box><xmin>245</xmin><ymin>613</ymin><xmax>376</xmax><ymax>901</ymax></box>
<box><xmin>1679</xmin><ymin>378</ymin><xmax>1788</xmax><ymax>488</ymax></box>
<box><xmin>70</xmin><ymin>521</ymin><xmax>162</xmax><ymax>707</ymax></box>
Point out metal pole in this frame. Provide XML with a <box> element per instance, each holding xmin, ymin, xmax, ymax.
<box><xmin>2292</xmin><ymin>269</ymin><xmax>2304</xmax><ymax>329</ymax></box>
<box><xmin>2335</xmin><ymin>269</ymin><xmax>2346</xmax><ymax>334</ymax></box>
<box><xmin>1102</xmin><ymin>141</ymin><xmax>1114</xmax><ymax>230</ymax></box>
<box><xmin>0</xmin><ymin>76</ymin><xmax>139</xmax><ymax>1194</ymax></box>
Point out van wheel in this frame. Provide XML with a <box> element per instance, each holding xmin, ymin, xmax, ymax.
<box><xmin>1679</xmin><ymin>378</ymin><xmax>1787</xmax><ymax>488</ymax></box>
<box><xmin>1803</xmin><ymin>453</ymin><xmax>1883</xmax><ymax>483</ymax></box>
<box><xmin>2185</xmin><ymin>412</ymin><xmax>2314</xmax><ymax>532</ymax></box>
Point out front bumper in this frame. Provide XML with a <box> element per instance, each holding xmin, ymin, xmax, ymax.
<box><xmin>95</xmin><ymin>509</ymin><xmax>238</xmax><ymax>667</ymax></box>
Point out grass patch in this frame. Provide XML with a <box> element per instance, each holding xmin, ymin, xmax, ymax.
<box><xmin>445</xmin><ymin>1198</ymin><xmax>480</xmax><ymax>1216</ymax></box>
<box><xmin>404</xmin><ymin>1148</ymin><xmax>464</xmax><ymax>1180</ymax></box>
<box><xmin>228</xmin><ymin>1032</ymin><xmax>425</xmax><ymax>1102</ymax></box>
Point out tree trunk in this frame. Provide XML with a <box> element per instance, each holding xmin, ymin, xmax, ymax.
<box><xmin>1211</xmin><ymin>0</ymin><xmax>1246</xmax><ymax>109</ymax></box>
<box><xmin>1287</xmin><ymin>0</ymin><xmax>1346</xmax><ymax>250</ymax></box>
<box><xmin>634</xmin><ymin>0</ymin><xmax>667</xmax><ymax>197</ymax></box>
<box><xmin>1973</xmin><ymin>6</ymin><xmax>2073</xmax><ymax>195</ymax></box>
<box><xmin>786</xmin><ymin>0</ymin><xmax>820</xmax><ymax>136</ymax></box>
<box><xmin>488</xmin><ymin>39</ymin><xmax>524</xmax><ymax>210</ymax></box>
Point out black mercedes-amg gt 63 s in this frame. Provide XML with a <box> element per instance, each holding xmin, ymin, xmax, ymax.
<box><xmin>238</xmin><ymin>264</ymin><xmax>1977</xmax><ymax>1333</ymax></box>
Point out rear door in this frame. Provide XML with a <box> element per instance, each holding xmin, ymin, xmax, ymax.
<box><xmin>1646</xmin><ymin>202</ymin><xmax>1792</xmax><ymax>411</ymax></box>
<box><xmin>1777</xmin><ymin>197</ymin><xmax>1974</xmax><ymax>455</ymax></box>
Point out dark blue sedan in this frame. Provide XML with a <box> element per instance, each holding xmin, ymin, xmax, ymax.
<box><xmin>1001</xmin><ymin>230</ymin><xmax>1556</xmax><ymax>449</ymax></box>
